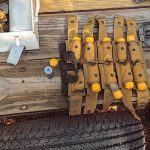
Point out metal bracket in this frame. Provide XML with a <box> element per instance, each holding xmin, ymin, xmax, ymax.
<box><xmin>139</xmin><ymin>22</ymin><xmax>150</xmax><ymax>48</ymax></box>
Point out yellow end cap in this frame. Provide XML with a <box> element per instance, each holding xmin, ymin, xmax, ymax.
<box><xmin>117</xmin><ymin>38</ymin><xmax>126</xmax><ymax>42</ymax></box>
<box><xmin>73</xmin><ymin>36</ymin><xmax>81</xmax><ymax>41</ymax></box>
<box><xmin>103</xmin><ymin>37</ymin><xmax>112</xmax><ymax>42</ymax></box>
<box><xmin>113</xmin><ymin>90</ymin><xmax>123</xmax><ymax>99</ymax></box>
<box><xmin>91</xmin><ymin>83</ymin><xmax>101</xmax><ymax>93</ymax></box>
<box><xmin>86</xmin><ymin>37</ymin><xmax>94</xmax><ymax>43</ymax></box>
<box><xmin>137</xmin><ymin>83</ymin><xmax>147</xmax><ymax>91</ymax></box>
<box><xmin>127</xmin><ymin>35</ymin><xmax>135</xmax><ymax>42</ymax></box>
<box><xmin>125</xmin><ymin>82</ymin><xmax>134</xmax><ymax>89</ymax></box>
<box><xmin>49</xmin><ymin>58</ymin><xmax>59</xmax><ymax>67</ymax></box>
<box><xmin>0</xmin><ymin>11</ymin><xmax>6</xmax><ymax>20</ymax></box>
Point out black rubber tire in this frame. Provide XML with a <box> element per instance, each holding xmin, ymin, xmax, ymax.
<box><xmin>0</xmin><ymin>111</ymin><xmax>145</xmax><ymax>150</ymax></box>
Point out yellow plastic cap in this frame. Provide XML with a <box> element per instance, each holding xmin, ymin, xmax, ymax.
<box><xmin>113</xmin><ymin>90</ymin><xmax>123</xmax><ymax>99</ymax></box>
<box><xmin>86</xmin><ymin>37</ymin><xmax>94</xmax><ymax>43</ymax></box>
<box><xmin>125</xmin><ymin>82</ymin><xmax>134</xmax><ymax>89</ymax></box>
<box><xmin>117</xmin><ymin>38</ymin><xmax>126</xmax><ymax>42</ymax></box>
<box><xmin>73</xmin><ymin>36</ymin><xmax>81</xmax><ymax>41</ymax></box>
<box><xmin>127</xmin><ymin>35</ymin><xmax>135</xmax><ymax>42</ymax></box>
<box><xmin>49</xmin><ymin>58</ymin><xmax>59</xmax><ymax>67</ymax></box>
<box><xmin>0</xmin><ymin>11</ymin><xmax>6</xmax><ymax>20</ymax></box>
<box><xmin>91</xmin><ymin>83</ymin><xmax>101</xmax><ymax>93</ymax></box>
<box><xmin>137</xmin><ymin>83</ymin><xmax>147</xmax><ymax>91</ymax></box>
<box><xmin>103</xmin><ymin>37</ymin><xmax>112</xmax><ymax>42</ymax></box>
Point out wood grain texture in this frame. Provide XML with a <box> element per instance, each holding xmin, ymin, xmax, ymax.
<box><xmin>38</xmin><ymin>8</ymin><xmax>150</xmax><ymax>55</ymax></box>
<box><xmin>0</xmin><ymin>7</ymin><xmax>150</xmax><ymax>116</ymax></box>
<box><xmin>0</xmin><ymin>59</ymin><xmax>65</xmax><ymax>116</ymax></box>
<box><xmin>1</xmin><ymin>8</ymin><xmax>150</xmax><ymax>63</ymax></box>
<box><xmin>40</xmin><ymin>0</ymin><xmax>150</xmax><ymax>13</ymax></box>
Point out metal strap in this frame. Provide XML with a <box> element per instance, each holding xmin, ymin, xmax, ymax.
<box><xmin>97</xmin><ymin>17</ymin><xmax>119</xmax><ymax>110</ymax></box>
<box><xmin>126</xmin><ymin>18</ymin><xmax>149</xmax><ymax>109</ymax></box>
<box><xmin>114</xmin><ymin>16</ymin><xmax>124</xmax><ymax>41</ymax></box>
<box><xmin>67</xmin><ymin>15</ymin><xmax>83</xmax><ymax>116</ymax></box>
<box><xmin>126</xmin><ymin>18</ymin><xmax>138</xmax><ymax>41</ymax></box>
<box><xmin>83</xmin><ymin>17</ymin><xmax>99</xmax><ymax>114</ymax></box>
<box><xmin>82</xmin><ymin>17</ymin><xmax>95</xmax><ymax>42</ymax></box>
<box><xmin>68</xmin><ymin>16</ymin><xmax>78</xmax><ymax>41</ymax></box>
<box><xmin>114</xmin><ymin>16</ymin><xmax>140</xmax><ymax>120</ymax></box>
<box><xmin>97</xmin><ymin>17</ymin><xmax>107</xmax><ymax>41</ymax></box>
<box><xmin>69</xmin><ymin>95</ymin><xmax>83</xmax><ymax>116</ymax></box>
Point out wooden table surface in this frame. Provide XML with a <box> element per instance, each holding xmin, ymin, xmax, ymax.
<box><xmin>0</xmin><ymin>0</ymin><xmax>150</xmax><ymax>116</ymax></box>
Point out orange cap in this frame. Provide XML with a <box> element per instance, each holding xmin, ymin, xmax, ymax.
<box><xmin>127</xmin><ymin>35</ymin><xmax>135</xmax><ymax>42</ymax></box>
<box><xmin>117</xmin><ymin>38</ymin><xmax>126</xmax><ymax>42</ymax></box>
<box><xmin>49</xmin><ymin>58</ymin><xmax>59</xmax><ymax>67</ymax></box>
<box><xmin>137</xmin><ymin>83</ymin><xmax>147</xmax><ymax>91</ymax></box>
<box><xmin>73</xmin><ymin>36</ymin><xmax>81</xmax><ymax>41</ymax></box>
<box><xmin>91</xmin><ymin>83</ymin><xmax>101</xmax><ymax>93</ymax></box>
<box><xmin>86</xmin><ymin>37</ymin><xmax>94</xmax><ymax>43</ymax></box>
<box><xmin>103</xmin><ymin>37</ymin><xmax>111</xmax><ymax>42</ymax></box>
<box><xmin>125</xmin><ymin>82</ymin><xmax>134</xmax><ymax>89</ymax></box>
<box><xmin>113</xmin><ymin>90</ymin><xmax>123</xmax><ymax>99</ymax></box>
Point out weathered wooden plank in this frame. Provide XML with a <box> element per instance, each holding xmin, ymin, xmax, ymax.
<box><xmin>39</xmin><ymin>8</ymin><xmax>150</xmax><ymax>51</ymax></box>
<box><xmin>0</xmin><ymin>90</ymin><xmax>67</xmax><ymax>116</ymax></box>
<box><xmin>0</xmin><ymin>59</ymin><xmax>60</xmax><ymax>77</ymax></box>
<box><xmin>0</xmin><ymin>8</ymin><xmax>150</xmax><ymax>63</ymax></box>
<box><xmin>0</xmin><ymin>59</ymin><xmax>64</xmax><ymax>116</ymax></box>
<box><xmin>0</xmin><ymin>60</ymin><xmax>61</xmax><ymax>98</ymax></box>
<box><xmin>40</xmin><ymin>0</ymin><xmax>150</xmax><ymax>13</ymax></box>
<box><xmin>0</xmin><ymin>50</ymin><xmax>59</xmax><ymax>63</ymax></box>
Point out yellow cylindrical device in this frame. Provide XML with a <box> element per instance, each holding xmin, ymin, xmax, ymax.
<box><xmin>133</xmin><ymin>63</ymin><xmax>148</xmax><ymax>91</ymax></box>
<box><xmin>117</xmin><ymin>38</ymin><xmax>126</xmax><ymax>43</ymax></box>
<box><xmin>86</xmin><ymin>37</ymin><xmax>94</xmax><ymax>43</ymax></box>
<box><xmin>116</xmin><ymin>38</ymin><xmax>127</xmax><ymax>63</ymax></box>
<box><xmin>73</xmin><ymin>36</ymin><xmax>81</xmax><ymax>41</ymax></box>
<box><xmin>127</xmin><ymin>35</ymin><xmax>135</xmax><ymax>42</ymax></box>
<box><xmin>137</xmin><ymin>83</ymin><xmax>147</xmax><ymax>91</ymax></box>
<box><xmin>125</xmin><ymin>82</ymin><xmax>134</xmax><ymax>90</ymax></box>
<box><xmin>113</xmin><ymin>90</ymin><xmax>123</xmax><ymax>100</ymax></box>
<box><xmin>91</xmin><ymin>83</ymin><xmax>101</xmax><ymax>93</ymax></box>
<box><xmin>110</xmin><ymin>84</ymin><xmax>123</xmax><ymax>99</ymax></box>
<box><xmin>84</xmin><ymin>37</ymin><xmax>95</xmax><ymax>62</ymax></box>
<box><xmin>103</xmin><ymin>37</ymin><xmax>111</xmax><ymax>42</ymax></box>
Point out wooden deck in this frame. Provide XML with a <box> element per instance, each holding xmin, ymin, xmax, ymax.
<box><xmin>0</xmin><ymin>0</ymin><xmax>150</xmax><ymax>116</ymax></box>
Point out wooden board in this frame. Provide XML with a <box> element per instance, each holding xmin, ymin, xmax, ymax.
<box><xmin>40</xmin><ymin>0</ymin><xmax>150</xmax><ymax>13</ymax></box>
<box><xmin>1</xmin><ymin>8</ymin><xmax>150</xmax><ymax>63</ymax></box>
<box><xmin>0</xmin><ymin>7</ymin><xmax>150</xmax><ymax>116</ymax></box>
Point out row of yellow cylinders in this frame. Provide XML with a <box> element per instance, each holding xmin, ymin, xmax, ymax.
<box><xmin>71</xmin><ymin>34</ymin><xmax>147</xmax><ymax>100</ymax></box>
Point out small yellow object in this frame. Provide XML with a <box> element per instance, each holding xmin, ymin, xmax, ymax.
<box><xmin>86</xmin><ymin>37</ymin><xmax>94</xmax><ymax>43</ymax></box>
<box><xmin>127</xmin><ymin>35</ymin><xmax>135</xmax><ymax>42</ymax></box>
<box><xmin>0</xmin><ymin>11</ymin><xmax>6</xmax><ymax>20</ymax></box>
<box><xmin>125</xmin><ymin>82</ymin><xmax>134</xmax><ymax>89</ymax></box>
<box><xmin>137</xmin><ymin>83</ymin><xmax>147</xmax><ymax>91</ymax></box>
<box><xmin>103</xmin><ymin>37</ymin><xmax>112</xmax><ymax>42</ymax></box>
<box><xmin>113</xmin><ymin>90</ymin><xmax>123</xmax><ymax>99</ymax></box>
<box><xmin>49</xmin><ymin>58</ymin><xmax>59</xmax><ymax>67</ymax></box>
<box><xmin>73</xmin><ymin>36</ymin><xmax>81</xmax><ymax>41</ymax></box>
<box><xmin>108</xmin><ymin>106</ymin><xmax>118</xmax><ymax>111</ymax></box>
<box><xmin>117</xmin><ymin>38</ymin><xmax>126</xmax><ymax>42</ymax></box>
<box><xmin>91</xmin><ymin>83</ymin><xmax>101</xmax><ymax>93</ymax></box>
